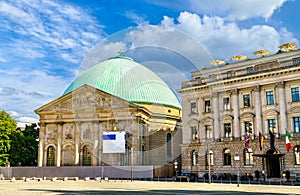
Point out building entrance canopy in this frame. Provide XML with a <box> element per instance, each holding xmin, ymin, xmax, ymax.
<box><xmin>252</xmin><ymin>153</ymin><xmax>285</xmax><ymax>158</ymax></box>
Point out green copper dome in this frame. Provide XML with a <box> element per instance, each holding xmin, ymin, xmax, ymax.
<box><xmin>63</xmin><ymin>56</ymin><xmax>181</xmax><ymax>109</ymax></box>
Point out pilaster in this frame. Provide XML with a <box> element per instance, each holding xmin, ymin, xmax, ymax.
<box><xmin>278</xmin><ymin>81</ymin><xmax>288</xmax><ymax>135</ymax></box>
<box><xmin>38</xmin><ymin>123</ymin><xmax>45</xmax><ymax>167</ymax></box>
<box><xmin>231</xmin><ymin>89</ymin><xmax>240</xmax><ymax>138</ymax></box>
<box><xmin>212</xmin><ymin>92</ymin><xmax>220</xmax><ymax>140</ymax></box>
<box><xmin>253</xmin><ymin>86</ymin><xmax>263</xmax><ymax>136</ymax></box>
<box><xmin>74</xmin><ymin>122</ymin><xmax>80</xmax><ymax>165</ymax></box>
<box><xmin>56</xmin><ymin>123</ymin><xmax>62</xmax><ymax>167</ymax></box>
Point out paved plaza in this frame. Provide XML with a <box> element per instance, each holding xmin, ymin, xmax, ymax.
<box><xmin>0</xmin><ymin>180</ymin><xmax>300</xmax><ymax>195</ymax></box>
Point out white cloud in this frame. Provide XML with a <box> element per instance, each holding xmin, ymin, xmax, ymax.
<box><xmin>18</xmin><ymin>116</ymin><xmax>39</xmax><ymax>124</ymax></box>
<box><xmin>127</xmin><ymin>25</ymin><xmax>212</xmax><ymax>68</ymax></box>
<box><xmin>0</xmin><ymin>68</ymin><xmax>71</xmax><ymax>119</ymax></box>
<box><xmin>80</xmin><ymin>41</ymin><xmax>128</xmax><ymax>72</ymax></box>
<box><xmin>0</xmin><ymin>0</ymin><xmax>104</xmax><ymax>64</ymax></box>
<box><xmin>148</xmin><ymin>0</ymin><xmax>288</xmax><ymax>21</ymax></box>
<box><xmin>125</xmin><ymin>11</ymin><xmax>149</xmax><ymax>26</ymax></box>
<box><xmin>160</xmin><ymin>12</ymin><xmax>299</xmax><ymax>60</ymax></box>
<box><xmin>9</xmin><ymin>111</ymin><xmax>20</xmax><ymax>117</ymax></box>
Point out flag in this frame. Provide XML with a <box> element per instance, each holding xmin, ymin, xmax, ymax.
<box><xmin>245</xmin><ymin>133</ymin><xmax>250</xmax><ymax>152</ymax></box>
<box><xmin>269</xmin><ymin>130</ymin><xmax>275</xmax><ymax>151</ymax></box>
<box><xmin>259</xmin><ymin>132</ymin><xmax>264</xmax><ymax>152</ymax></box>
<box><xmin>286</xmin><ymin>129</ymin><xmax>291</xmax><ymax>152</ymax></box>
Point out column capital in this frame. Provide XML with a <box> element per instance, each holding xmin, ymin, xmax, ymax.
<box><xmin>212</xmin><ymin>92</ymin><xmax>219</xmax><ymax>98</ymax></box>
<box><xmin>39</xmin><ymin>122</ymin><xmax>46</xmax><ymax>127</ymax></box>
<box><xmin>252</xmin><ymin>85</ymin><xmax>260</xmax><ymax>92</ymax></box>
<box><xmin>231</xmin><ymin>89</ymin><xmax>238</xmax><ymax>95</ymax></box>
<box><xmin>277</xmin><ymin>81</ymin><xmax>285</xmax><ymax>88</ymax></box>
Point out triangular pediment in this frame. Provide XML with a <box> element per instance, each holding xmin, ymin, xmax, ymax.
<box><xmin>35</xmin><ymin>84</ymin><xmax>137</xmax><ymax>114</ymax></box>
<box><xmin>186</xmin><ymin>118</ymin><xmax>200</xmax><ymax>125</ymax></box>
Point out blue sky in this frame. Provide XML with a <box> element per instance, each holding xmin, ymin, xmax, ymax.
<box><xmin>1</xmin><ymin>0</ymin><xmax>300</xmax><ymax>125</ymax></box>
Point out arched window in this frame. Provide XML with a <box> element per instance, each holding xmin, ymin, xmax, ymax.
<box><xmin>295</xmin><ymin>145</ymin><xmax>300</xmax><ymax>165</ymax></box>
<box><xmin>82</xmin><ymin>145</ymin><xmax>91</xmax><ymax>166</ymax></box>
<box><xmin>166</xmin><ymin>133</ymin><xmax>172</xmax><ymax>162</ymax></box>
<box><xmin>224</xmin><ymin>148</ymin><xmax>231</xmax><ymax>165</ymax></box>
<box><xmin>244</xmin><ymin>148</ymin><xmax>253</xmax><ymax>165</ymax></box>
<box><xmin>192</xmin><ymin>150</ymin><xmax>198</xmax><ymax>166</ymax></box>
<box><xmin>206</xmin><ymin>150</ymin><xmax>214</xmax><ymax>166</ymax></box>
<box><xmin>63</xmin><ymin>145</ymin><xmax>73</xmax><ymax>166</ymax></box>
<box><xmin>46</xmin><ymin>146</ymin><xmax>55</xmax><ymax>166</ymax></box>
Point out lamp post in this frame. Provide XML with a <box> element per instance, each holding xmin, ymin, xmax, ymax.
<box><xmin>174</xmin><ymin>160</ymin><xmax>178</xmax><ymax>175</ymax></box>
<box><xmin>234</xmin><ymin>154</ymin><xmax>240</xmax><ymax>187</ymax></box>
<box><xmin>131</xmin><ymin>146</ymin><xmax>133</xmax><ymax>182</ymax></box>
<box><xmin>207</xmin><ymin>143</ymin><xmax>211</xmax><ymax>184</ymax></box>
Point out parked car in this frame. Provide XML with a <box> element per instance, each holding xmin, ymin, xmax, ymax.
<box><xmin>173</xmin><ymin>172</ymin><xmax>198</xmax><ymax>182</ymax></box>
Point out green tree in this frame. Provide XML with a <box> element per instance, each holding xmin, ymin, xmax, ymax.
<box><xmin>9</xmin><ymin>123</ymin><xmax>39</xmax><ymax>166</ymax></box>
<box><xmin>0</xmin><ymin>110</ymin><xmax>17</xmax><ymax>166</ymax></box>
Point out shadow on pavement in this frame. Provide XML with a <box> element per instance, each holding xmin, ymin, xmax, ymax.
<box><xmin>26</xmin><ymin>189</ymin><xmax>294</xmax><ymax>195</ymax></box>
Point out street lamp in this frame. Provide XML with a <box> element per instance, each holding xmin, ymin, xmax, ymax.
<box><xmin>207</xmin><ymin>145</ymin><xmax>211</xmax><ymax>184</ymax></box>
<box><xmin>174</xmin><ymin>160</ymin><xmax>178</xmax><ymax>175</ymax></box>
<box><xmin>234</xmin><ymin>154</ymin><xmax>240</xmax><ymax>187</ymax></box>
<box><xmin>131</xmin><ymin>146</ymin><xmax>133</xmax><ymax>182</ymax></box>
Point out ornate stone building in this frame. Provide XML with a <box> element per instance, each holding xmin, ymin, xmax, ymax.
<box><xmin>178</xmin><ymin>49</ymin><xmax>300</xmax><ymax>178</ymax></box>
<box><xmin>35</xmin><ymin>56</ymin><xmax>182</xmax><ymax>168</ymax></box>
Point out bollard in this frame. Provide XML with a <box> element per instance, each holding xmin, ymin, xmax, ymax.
<box><xmin>10</xmin><ymin>177</ymin><xmax>16</xmax><ymax>182</ymax></box>
<box><xmin>63</xmin><ymin>177</ymin><xmax>68</xmax><ymax>181</ymax></box>
<box><xmin>51</xmin><ymin>177</ymin><xmax>57</xmax><ymax>181</ymax></box>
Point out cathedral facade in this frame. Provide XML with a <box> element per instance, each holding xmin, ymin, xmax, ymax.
<box><xmin>35</xmin><ymin>56</ymin><xmax>182</xmax><ymax>168</ymax></box>
<box><xmin>178</xmin><ymin>48</ymin><xmax>300</xmax><ymax>178</ymax></box>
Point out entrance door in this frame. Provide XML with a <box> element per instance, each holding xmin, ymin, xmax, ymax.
<box><xmin>266</xmin><ymin>150</ymin><xmax>281</xmax><ymax>178</ymax></box>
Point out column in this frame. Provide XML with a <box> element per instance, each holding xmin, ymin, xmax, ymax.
<box><xmin>56</xmin><ymin>123</ymin><xmax>62</xmax><ymax>167</ymax></box>
<box><xmin>232</xmin><ymin>89</ymin><xmax>240</xmax><ymax>139</ymax></box>
<box><xmin>38</xmin><ymin>123</ymin><xmax>45</xmax><ymax>167</ymax></box>
<box><xmin>253</xmin><ymin>86</ymin><xmax>263</xmax><ymax>136</ymax></box>
<box><xmin>212</xmin><ymin>92</ymin><xmax>220</xmax><ymax>140</ymax></box>
<box><xmin>98</xmin><ymin>121</ymin><xmax>103</xmax><ymax>165</ymax></box>
<box><xmin>74</xmin><ymin>122</ymin><xmax>80</xmax><ymax>165</ymax></box>
<box><xmin>241</xmin><ymin>122</ymin><xmax>245</xmax><ymax>139</ymax></box>
<box><xmin>278</xmin><ymin>82</ymin><xmax>288</xmax><ymax>136</ymax></box>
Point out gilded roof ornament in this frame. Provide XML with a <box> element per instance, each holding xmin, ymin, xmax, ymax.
<box><xmin>279</xmin><ymin>43</ymin><xmax>297</xmax><ymax>52</ymax></box>
<box><xmin>210</xmin><ymin>60</ymin><xmax>225</xmax><ymax>65</ymax></box>
<box><xmin>231</xmin><ymin>55</ymin><xmax>247</xmax><ymax>61</ymax></box>
<box><xmin>253</xmin><ymin>50</ymin><xmax>270</xmax><ymax>57</ymax></box>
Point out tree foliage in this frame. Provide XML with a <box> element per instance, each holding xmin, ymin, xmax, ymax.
<box><xmin>9</xmin><ymin>123</ymin><xmax>39</xmax><ymax>166</ymax></box>
<box><xmin>0</xmin><ymin>110</ymin><xmax>17</xmax><ymax>166</ymax></box>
